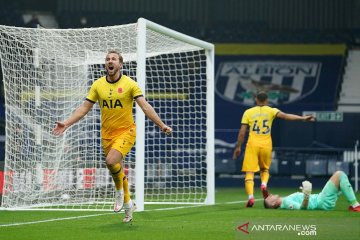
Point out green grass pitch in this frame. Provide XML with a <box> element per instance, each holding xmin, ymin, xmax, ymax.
<box><xmin>0</xmin><ymin>188</ymin><xmax>359</xmax><ymax>240</ymax></box>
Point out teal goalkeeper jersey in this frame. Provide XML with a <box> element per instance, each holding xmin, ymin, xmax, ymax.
<box><xmin>280</xmin><ymin>192</ymin><xmax>319</xmax><ymax>210</ymax></box>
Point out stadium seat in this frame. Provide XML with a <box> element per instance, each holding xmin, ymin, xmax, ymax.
<box><xmin>306</xmin><ymin>160</ymin><xmax>328</xmax><ymax>176</ymax></box>
<box><xmin>215</xmin><ymin>147</ymin><xmax>237</xmax><ymax>174</ymax></box>
<box><xmin>291</xmin><ymin>160</ymin><xmax>306</xmax><ymax>175</ymax></box>
<box><xmin>269</xmin><ymin>158</ymin><xmax>278</xmax><ymax>175</ymax></box>
<box><xmin>328</xmin><ymin>161</ymin><xmax>350</xmax><ymax>175</ymax></box>
<box><xmin>278</xmin><ymin>160</ymin><xmax>291</xmax><ymax>176</ymax></box>
<box><xmin>349</xmin><ymin>161</ymin><xmax>360</xmax><ymax>179</ymax></box>
<box><xmin>215</xmin><ymin>157</ymin><xmax>236</xmax><ymax>174</ymax></box>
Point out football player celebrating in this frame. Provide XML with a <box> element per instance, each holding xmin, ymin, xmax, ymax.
<box><xmin>52</xmin><ymin>50</ymin><xmax>172</xmax><ymax>222</ymax></box>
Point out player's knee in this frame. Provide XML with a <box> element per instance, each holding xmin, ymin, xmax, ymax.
<box><xmin>330</xmin><ymin>171</ymin><xmax>345</xmax><ymax>186</ymax></box>
<box><xmin>105</xmin><ymin>157</ymin><xmax>119</xmax><ymax>169</ymax></box>
<box><xmin>334</xmin><ymin>170</ymin><xmax>344</xmax><ymax>177</ymax></box>
<box><xmin>245</xmin><ymin>172</ymin><xmax>254</xmax><ymax>181</ymax></box>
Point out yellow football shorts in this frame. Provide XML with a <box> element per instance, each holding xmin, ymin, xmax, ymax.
<box><xmin>241</xmin><ymin>145</ymin><xmax>272</xmax><ymax>172</ymax></box>
<box><xmin>102</xmin><ymin>126</ymin><xmax>136</xmax><ymax>157</ymax></box>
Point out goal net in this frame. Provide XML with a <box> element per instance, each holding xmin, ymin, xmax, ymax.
<box><xmin>0</xmin><ymin>18</ymin><xmax>214</xmax><ymax>211</ymax></box>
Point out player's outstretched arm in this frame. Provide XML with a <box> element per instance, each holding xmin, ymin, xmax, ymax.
<box><xmin>277</xmin><ymin>112</ymin><xmax>316</xmax><ymax>121</ymax></box>
<box><xmin>52</xmin><ymin>100</ymin><xmax>94</xmax><ymax>136</ymax></box>
<box><xmin>135</xmin><ymin>96</ymin><xmax>172</xmax><ymax>135</ymax></box>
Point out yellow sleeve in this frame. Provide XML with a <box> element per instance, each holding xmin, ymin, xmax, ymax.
<box><xmin>241</xmin><ymin>111</ymin><xmax>249</xmax><ymax>125</ymax></box>
<box><xmin>86</xmin><ymin>81</ymin><xmax>98</xmax><ymax>103</ymax></box>
<box><xmin>272</xmin><ymin>108</ymin><xmax>280</xmax><ymax>119</ymax></box>
<box><xmin>132</xmin><ymin>82</ymin><xmax>143</xmax><ymax>98</ymax></box>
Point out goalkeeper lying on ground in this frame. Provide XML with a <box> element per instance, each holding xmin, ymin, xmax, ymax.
<box><xmin>264</xmin><ymin>171</ymin><xmax>360</xmax><ymax>212</ymax></box>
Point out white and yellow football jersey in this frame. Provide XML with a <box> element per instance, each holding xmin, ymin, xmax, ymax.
<box><xmin>241</xmin><ymin>106</ymin><xmax>280</xmax><ymax>148</ymax></box>
<box><xmin>86</xmin><ymin>75</ymin><xmax>143</xmax><ymax>139</ymax></box>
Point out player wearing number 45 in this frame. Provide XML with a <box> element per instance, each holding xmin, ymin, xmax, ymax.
<box><xmin>52</xmin><ymin>50</ymin><xmax>172</xmax><ymax>222</ymax></box>
<box><xmin>232</xmin><ymin>91</ymin><xmax>315</xmax><ymax>207</ymax></box>
<box><xmin>264</xmin><ymin>171</ymin><xmax>360</xmax><ymax>212</ymax></box>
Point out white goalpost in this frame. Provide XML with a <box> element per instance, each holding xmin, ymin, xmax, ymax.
<box><xmin>0</xmin><ymin>18</ymin><xmax>214</xmax><ymax>211</ymax></box>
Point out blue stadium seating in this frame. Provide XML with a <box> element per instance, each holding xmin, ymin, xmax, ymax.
<box><xmin>328</xmin><ymin>161</ymin><xmax>350</xmax><ymax>175</ymax></box>
<box><xmin>291</xmin><ymin>160</ymin><xmax>306</xmax><ymax>176</ymax></box>
<box><xmin>278</xmin><ymin>160</ymin><xmax>291</xmax><ymax>176</ymax></box>
<box><xmin>306</xmin><ymin>160</ymin><xmax>328</xmax><ymax>176</ymax></box>
<box><xmin>215</xmin><ymin>157</ymin><xmax>236</xmax><ymax>174</ymax></box>
<box><xmin>214</xmin><ymin>147</ymin><xmax>237</xmax><ymax>174</ymax></box>
<box><xmin>269</xmin><ymin>158</ymin><xmax>278</xmax><ymax>175</ymax></box>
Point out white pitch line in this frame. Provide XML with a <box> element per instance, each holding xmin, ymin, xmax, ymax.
<box><xmin>0</xmin><ymin>213</ymin><xmax>113</xmax><ymax>227</ymax></box>
<box><xmin>145</xmin><ymin>198</ymin><xmax>263</xmax><ymax>211</ymax></box>
<box><xmin>0</xmin><ymin>198</ymin><xmax>262</xmax><ymax>228</ymax></box>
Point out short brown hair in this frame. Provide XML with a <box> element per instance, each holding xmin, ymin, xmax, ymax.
<box><xmin>107</xmin><ymin>50</ymin><xmax>123</xmax><ymax>63</ymax></box>
<box><xmin>263</xmin><ymin>198</ymin><xmax>280</xmax><ymax>209</ymax></box>
<box><xmin>256</xmin><ymin>91</ymin><xmax>268</xmax><ymax>102</ymax></box>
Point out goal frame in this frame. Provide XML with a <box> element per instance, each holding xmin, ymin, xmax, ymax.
<box><xmin>0</xmin><ymin>18</ymin><xmax>215</xmax><ymax>211</ymax></box>
<box><xmin>135</xmin><ymin>18</ymin><xmax>215</xmax><ymax>211</ymax></box>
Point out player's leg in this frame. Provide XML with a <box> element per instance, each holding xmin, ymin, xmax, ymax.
<box><xmin>122</xmin><ymin>173</ymin><xmax>137</xmax><ymax>222</ymax></box>
<box><xmin>110</xmin><ymin>127</ymin><xmax>137</xmax><ymax>216</ymax></box>
<box><xmin>103</xmin><ymin>139</ymin><xmax>124</xmax><ymax>192</ymax></box>
<box><xmin>259</xmin><ymin>147</ymin><xmax>272</xmax><ymax>199</ymax></box>
<box><xmin>122</xmin><ymin>172</ymin><xmax>130</xmax><ymax>204</ymax></box>
<box><xmin>242</xmin><ymin>145</ymin><xmax>259</xmax><ymax>207</ymax></box>
<box><xmin>245</xmin><ymin>171</ymin><xmax>255</xmax><ymax>207</ymax></box>
<box><xmin>106</xmin><ymin>148</ymin><xmax>125</xmax><ymax>212</ymax></box>
<box><xmin>116</xmin><ymin>128</ymin><xmax>136</xmax><ymax>205</ymax></box>
<box><xmin>330</xmin><ymin>171</ymin><xmax>360</xmax><ymax>211</ymax></box>
<box><xmin>120</xmin><ymin>165</ymin><xmax>137</xmax><ymax>222</ymax></box>
<box><xmin>123</xmin><ymin>193</ymin><xmax>137</xmax><ymax>223</ymax></box>
<box><xmin>317</xmin><ymin>171</ymin><xmax>360</xmax><ymax>211</ymax></box>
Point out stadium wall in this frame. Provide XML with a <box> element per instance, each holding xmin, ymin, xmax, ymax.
<box><xmin>214</xmin><ymin>43</ymin><xmax>353</xmax><ymax>148</ymax></box>
<box><xmin>53</xmin><ymin>0</ymin><xmax>358</xmax><ymax>29</ymax></box>
<box><xmin>214</xmin><ymin>43</ymin><xmax>360</xmax><ymax>188</ymax></box>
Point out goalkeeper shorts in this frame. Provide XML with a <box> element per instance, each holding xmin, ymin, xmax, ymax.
<box><xmin>102</xmin><ymin>126</ymin><xmax>136</xmax><ymax>157</ymax></box>
<box><xmin>316</xmin><ymin>181</ymin><xmax>339</xmax><ymax>210</ymax></box>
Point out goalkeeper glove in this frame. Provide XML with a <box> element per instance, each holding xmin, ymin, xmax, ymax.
<box><xmin>299</xmin><ymin>180</ymin><xmax>312</xmax><ymax>195</ymax></box>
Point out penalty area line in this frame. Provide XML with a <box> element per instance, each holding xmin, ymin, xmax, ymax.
<box><xmin>0</xmin><ymin>198</ymin><xmax>261</xmax><ymax>228</ymax></box>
